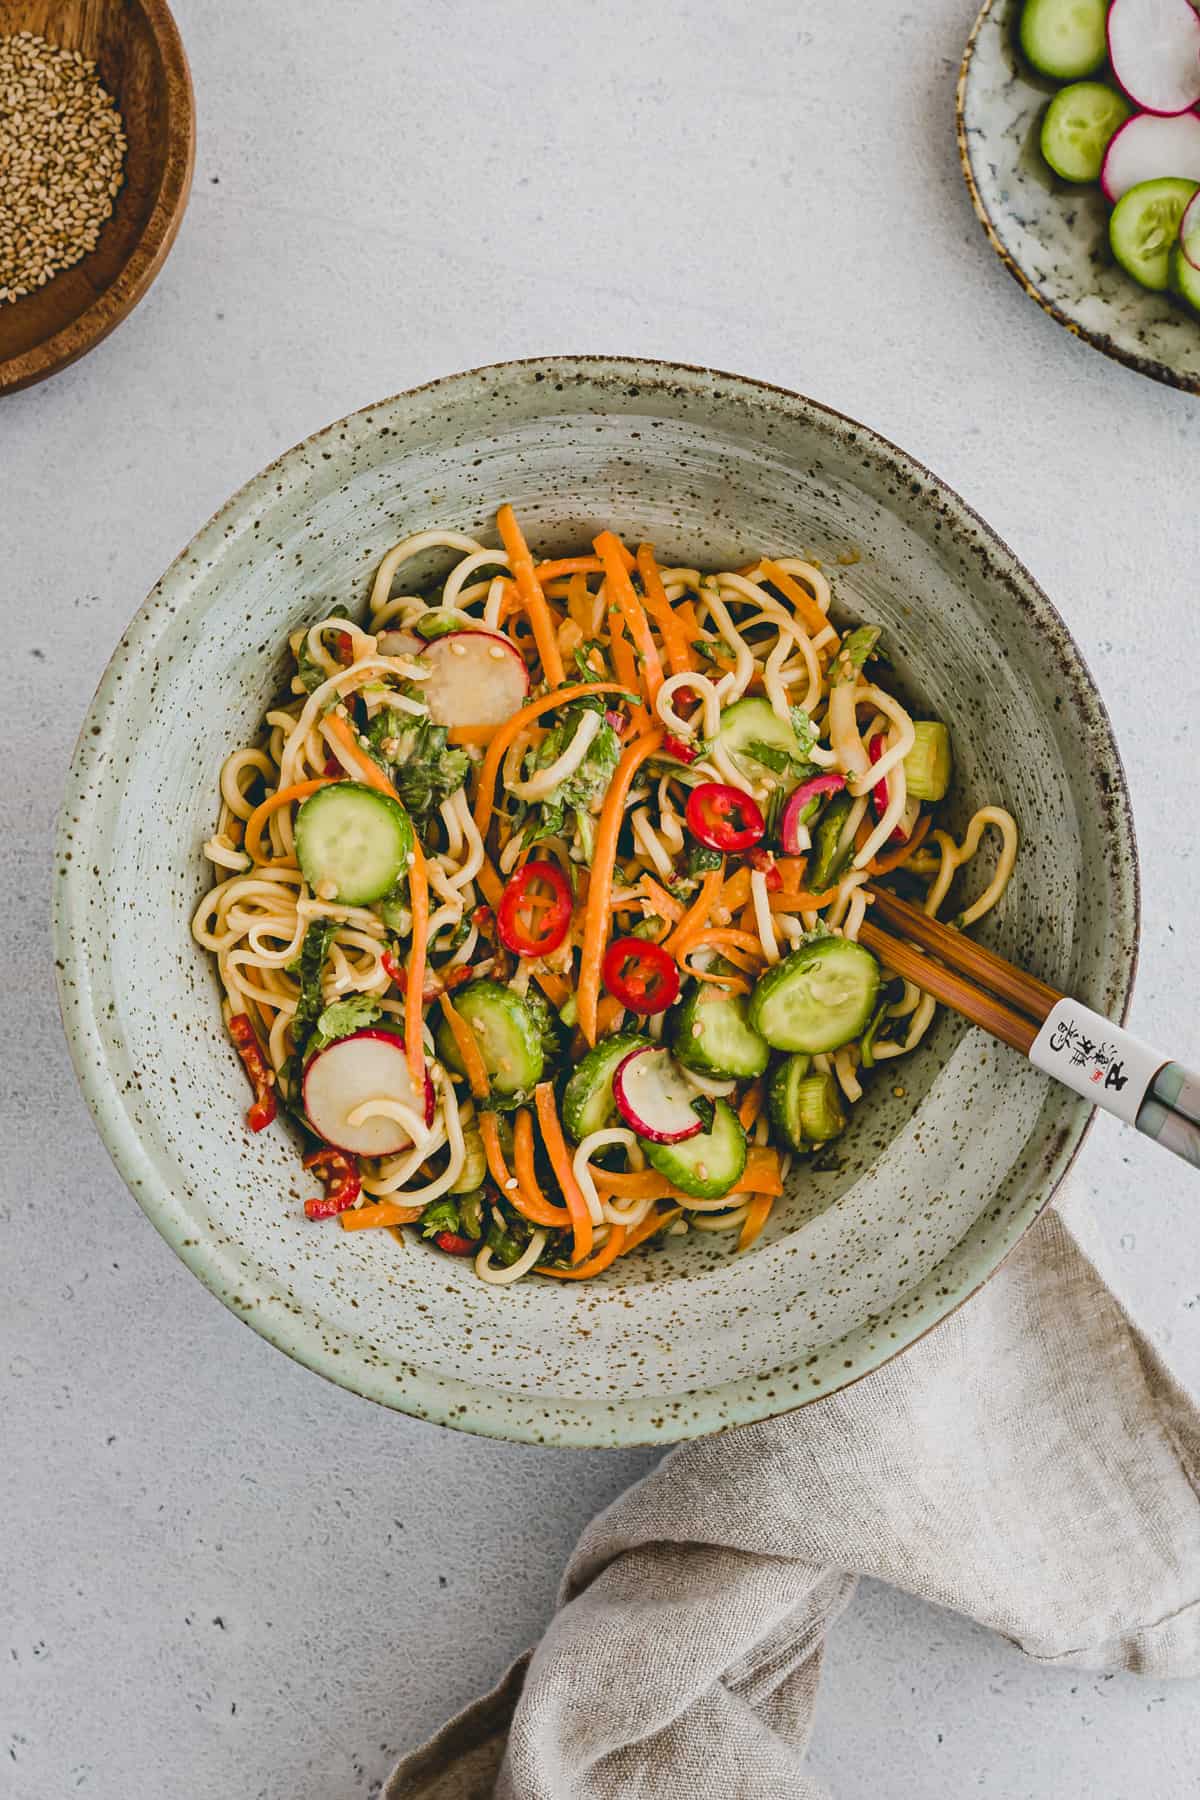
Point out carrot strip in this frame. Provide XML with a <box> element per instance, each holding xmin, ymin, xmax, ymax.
<box><xmin>595</xmin><ymin>994</ymin><xmax>624</xmax><ymax>1037</ymax></box>
<box><xmin>759</xmin><ymin>558</ymin><xmax>830</xmax><ymax>640</ymax></box>
<box><xmin>738</xmin><ymin>1194</ymin><xmax>774</xmax><ymax>1252</ymax></box>
<box><xmin>404</xmin><ymin>839</ymin><xmax>429</xmax><ymax>1096</ymax></box>
<box><xmin>719</xmin><ymin>866</ymin><xmax>753</xmax><ymax>915</ymax></box>
<box><xmin>663</xmin><ymin>865</ymin><xmax>724</xmax><ymax>957</ymax></box>
<box><xmin>775</xmin><ymin>856</ymin><xmax>808</xmax><ymax>889</ymax></box>
<box><xmin>446</xmin><ymin>724</ymin><xmax>497</xmax><ymax>747</ymax></box>
<box><xmin>538</xmin><ymin>1224</ymin><xmax>627</xmax><ymax>1279</ymax></box>
<box><xmin>636</xmin><ymin>875</ymin><xmax>685</xmax><ymax>925</ymax></box>
<box><xmin>511</xmin><ymin>1109</ymin><xmax>571</xmax><ymax>1226</ymax></box>
<box><xmin>533</xmin><ymin>968</ymin><xmax>570</xmax><ymax>1009</ymax></box>
<box><xmin>738</xmin><ymin>1081</ymin><xmax>764</xmax><ymax>1132</ymax></box>
<box><xmin>576</xmin><ymin>731</ymin><xmax>665</xmax><ymax>1044</ymax></box>
<box><xmin>496</xmin><ymin>504</ymin><xmax>564</xmax><ymax>687</ymax></box>
<box><xmin>867</xmin><ymin>812</ymin><xmax>931</xmax><ymax>875</ymax></box>
<box><xmin>472</xmin><ymin>682</ymin><xmax>629</xmax><ymax>836</ymax></box>
<box><xmin>244</xmin><ymin>778</ymin><xmax>332</xmax><ymax>864</ymax></box>
<box><xmin>535</xmin><ymin>557</ymin><xmax>604</xmax><ymax>581</ymax></box>
<box><xmin>321</xmin><ymin>714</ymin><xmax>394</xmax><ymax>795</ymax></box>
<box><xmin>769</xmin><ymin>887</ymin><xmax>840</xmax><ymax>913</ymax></box>
<box><xmin>673</xmin><ymin>926</ymin><xmax>763</xmax><ymax>966</ymax></box>
<box><xmin>534</xmin><ymin>1081</ymin><xmax>594</xmax><ymax>1264</ymax></box>
<box><xmin>621</xmin><ymin>1205</ymin><xmax>683</xmax><ymax>1255</ymax></box>
<box><xmin>606</xmin><ymin>613</ymin><xmax>648</xmax><ymax>732</ymax></box>
<box><xmin>635</xmin><ymin>543</ymin><xmax>696</xmax><ymax>677</ymax></box>
<box><xmin>339</xmin><ymin>1201</ymin><xmax>425</xmax><ymax>1231</ymax></box>
<box><xmin>741</xmin><ymin>1147</ymin><xmax>784</xmax><ymax>1194</ymax></box>
<box><xmin>595</xmin><ymin>531</ymin><xmax>664</xmax><ymax>704</ymax></box>
<box><xmin>439</xmin><ymin>994</ymin><xmax>489</xmax><ymax>1099</ymax></box>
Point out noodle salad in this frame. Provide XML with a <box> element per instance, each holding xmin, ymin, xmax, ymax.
<box><xmin>193</xmin><ymin>506</ymin><xmax>1018</xmax><ymax>1285</ymax></box>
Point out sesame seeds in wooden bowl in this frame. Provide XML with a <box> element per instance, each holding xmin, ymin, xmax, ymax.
<box><xmin>0</xmin><ymin>0</ymin><xmax>194</xmax><ymax>396</ymax></box>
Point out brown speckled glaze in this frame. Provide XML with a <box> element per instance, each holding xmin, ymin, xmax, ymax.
<box><xmin>52</xmin><ymin>357</ymin><xmax>1139</xmax><ymax>1446</ymax></box>
<box><xmin>958</xmin><ymin>0</ymin><xmax>1200</xmax><ymax>395</ymax></box>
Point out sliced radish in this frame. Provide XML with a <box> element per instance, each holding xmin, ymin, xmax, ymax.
<box><xmin>1107</xmin><ymin>0</ymin><xmax>1200</xmax><ymax>116</ymax></box>
<box><xmin>780</xmin><ymin>774</ymin><xmax>845</xmax><ymax>856</ymax></box>
<box><xmin>1101</xmin><ymin>110</ymin><xmax>1200</xmax><ymax>200</ymax></box>
<box><xmin>377</xmin><ymin>629</ymin><xmax>423</xmax><ymax>658</ymax></box>
<box><xmin>304</xmin><ymin>1029</ymin><xmax>435</xmax><ymax>1157</ymax></box>
<box><xmin>613</xmin><ymin>1046</ymin><xmax>704</xmax><ymax>1144</ymax></box>
<box><xmin>419</xmin><ymin>629</ymin><xmax>529</xmax><ymax>730</ymax></box>
<box><xmin>1182</xmin><ymin>188</ymin><xmax>1200</xmax><ymax>270</ymax></box>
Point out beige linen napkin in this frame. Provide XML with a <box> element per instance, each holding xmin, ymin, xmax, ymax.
<box><xmin>385</xmin><ymin>1192</ymin><xmax>1200</xmax><ymax>1799</ymax></box>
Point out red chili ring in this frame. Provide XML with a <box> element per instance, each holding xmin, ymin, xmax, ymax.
<box><xmin>685</xmin><ymin>782</ymin><xmax>765</xmax><ymax>853</ymax></box>
<box><xmin>602</xmin><ymin>936</ymin><xmax>681</xmax><ymax>1015</ymax></box>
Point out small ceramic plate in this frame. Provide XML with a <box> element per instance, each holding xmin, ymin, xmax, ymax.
<box><xmin>957</xmin><ymin>0</ymin><xmax>1200</xmax><ymax>394</ymax></box>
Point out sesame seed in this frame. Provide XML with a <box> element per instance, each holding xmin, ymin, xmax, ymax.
<box><xmin>691</xmin><ymin>1022</ymin><xmax>703</xmax><ymax>1037</ymax></box>
<box><xmin>504</xmin><ymin>1176</ymin><xmax>518</xmax><ymax>1191</ymax></box>
<box><xmin>696</xmin><ymin>1163</ymin><xmax>708</xmax><ymax>1178</ymax></box>
<box><xmin>488</xmin><ymin>645</ymin><xmax>506</xmax><ymax>660</ymax></box>
<box><xmin>449</xmin><ymin>640</ymin><xmax>467</xmax><ymax>656</ymax></box>
<box><xmin>0</xmin><ymin>31</ymin><xmax>128</xmax><ymax>306</ymax></box>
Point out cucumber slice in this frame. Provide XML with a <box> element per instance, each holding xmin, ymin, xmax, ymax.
<box><xmin>1110</xmin><ymin>178</ymin><xmax>1198</xmax><ymax>292</ymax></box>
<box><xmin>562</xmin><ymin>1032</ymin><xmax>649</xmax><ymax>1140</ymax></box>
<box><xmin>718</xmin><ymin>696</ymin><xmax>800</xmax><ymax>782</ymax></box>
<box><xmin>794</xmin><ymin>1070</ymin><xmax>846</xmax><ymax>1144</ymax></box>
<box><xmin>642</xmin><ymin>1097</ymin><xmax>747</xmax><ymax>1200</ymax></box>
<box><xmin>749</xmin><ymin>938</ymin><xmax>880</xmax><ymax>1055</ymax></box>
<box><xmin>1019</xmin><ymin>0</ymin><xmax>1107</xmax><ymax>80</ymax></box>
<box><xmin>450</xmin><ymin>1122</ymin><xmax>488</xmax><ymax>1193</ymax></box>
<box><xmin>673</xmin><ymin>982</ymin><xmax>769</xmax><ymax>1079</ymax></box>
<box><xmin>903</xmin><ymin>722</ymin><xmax>952</xmax><ymax>803</ymax></box>
<box><xmin>1040</xmin><ymin>82</ymin><xmax>1131</xmax><ymax>184</ymax></box>
<box><xmin>434</xmin><ymin>979</ymin><xmax>544</xmax><ymax>1095</ymax></box>
<box><xmin>1170</xmin><ymin>242</ymin><xmax>1200</xmax><ymax>314</ymax></box>
<box><xmin>294</xmin><ymin>781</ymin><xmax>413</xmax><ymax>906</ymax></box>
<box><xmin>767</xmin><ymin>1053</ymin><xmax>813</xmax><ymax>1152</ymax></box>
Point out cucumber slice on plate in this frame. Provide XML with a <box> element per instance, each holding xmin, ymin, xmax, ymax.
<box><xmin>1019</xmin><ymin>0</ymin><xmax>1107</xmax><ymax>80</ymax></box>
<box><xmin>434</xmin><ymin>979</ymin><xmax>545</xmax><ymax>1095</ymax></box>
<box><xmin>903</xmin><ymin>721</ymin><xmax>952</xmax><ymax>803</ymax></box>
<box><xmin>673</xmin><ymin>982</ymin><xmax>769</xmax><ymax>1080</ymax></box>
<box><xmin>1170</xmin><ymin>242</ymin><xmax>1200</xmax><ymax>314</ymax></box>
<box><xmin>642</xmin><ymin>1096</ymin><xmax>747</xmax><ymax>1200</ymax></box>
<box><xmin>294</xmin><ymin>781</ymin><xmax>413</xmax><ymax>906</ymax></box>
<box><xmin>1110</xmin><ymin>177</ymin><xmax>1198</xmax><ymax>292</ymax></box>
<box><xmin>749</xmin><ymin>938</ymin><xmax>880</xmax><ymax>1055</ymax></box>
<box><xmin>1040</xmin><ymin>82</ymin><xmax>1131</xmax><ymax>184</ymax></box>
<box><xmin>767</xmin><ymin>1053</ymin><xmax>813</xmax><ymax>1152</ymax></box>
<box><xmin>561</xmin><ymin>1032</ymin><xmax>648</xmax><ymax>1139</ymax></box>
<box><xmin>717</xmin><ymin>696</ymin><xmax>802</xmax><ymax>782</ymax></box>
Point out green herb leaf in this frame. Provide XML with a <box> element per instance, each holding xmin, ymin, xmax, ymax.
<box><xmin>412</xmin><ymin>611</ymin><xmax>463</xmax><ymax>641</ymax></box>
<box><xmin>829</xmin><ymin>625</ymin><xmax>881</xmax><ymax>686</ymax></box>
<box><xmin>788</xmin><ymin>707</ymin><xmax>817</xmax><ymax>755</ymax></box>
<box><xmin>687</xmin><ymin>843</ymin><xmax>723</xmax><ymax>876</ymax></box>
<box><xmin>364</xmin><ymin>708</ymin><xmax>470</xmax><ymax>819</ymax></box>
<box><xmin>419</xmin><ymin>1197</ymin><xmax>462</xmax><ymax>1240</ymax></box>
<box><xmin>689</xmin><ymin>1094</ymin><xmax>716</xmax><ymax>1132</ymax></box>
<box><xmin>306</xmin><ymin>994</ymin><xmax>383</xmax><ymax>1060</ymax></box>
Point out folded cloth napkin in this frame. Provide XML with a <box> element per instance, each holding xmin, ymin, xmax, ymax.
<box><xmin>385</xmin><ymin>1191</ymin><xmax>1200</xmax><ymax>1799</ymax></box>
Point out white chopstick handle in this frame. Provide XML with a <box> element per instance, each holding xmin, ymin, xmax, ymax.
<box><xmin>1029</xmin><ymin>998</ymin><xmax>1165</xmax><ymax>1127</ymax></box>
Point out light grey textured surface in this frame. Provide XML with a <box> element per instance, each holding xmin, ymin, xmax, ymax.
<box><xmin>3</xmin><ymin>1</ymin><xmax>1197</xmax><ymax>1796</ymax></box>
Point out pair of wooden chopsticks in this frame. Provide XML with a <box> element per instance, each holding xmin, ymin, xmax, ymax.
<box><xmin>856</xmin><ymin>885</ymin><xmax>1199</xmax><ymax>1169</ymax></box>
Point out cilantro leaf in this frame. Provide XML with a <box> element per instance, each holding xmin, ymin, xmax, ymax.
<box><xmin>306</xmin><ymin>995</ymin><xmax>383</xmax><ymax>1060</ymax></box>
<box><xmin>363</xmin><ymin>708</ymin><xmax>470</xmax><ymax>820</ymax></box>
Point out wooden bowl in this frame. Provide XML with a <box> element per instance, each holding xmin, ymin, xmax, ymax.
<box><xmin>0</xmin><ymin>0</ymin><xmax>194</xmax><ymax>396</ymax></box>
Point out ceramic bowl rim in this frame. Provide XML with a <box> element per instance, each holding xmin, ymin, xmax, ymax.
<box><xmin>956</xmin><ymin>0</ymin><xmax>1200</xmax><ymax>397</ymax></box>
<box><xmin>51</xmin><ymin>353</ymin><xmax>1141</xmax><ymax>1445</ymax></box>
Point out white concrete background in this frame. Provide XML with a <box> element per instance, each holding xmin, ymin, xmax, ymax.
<box><xmin>3</xmin><ymin>1</ymin><xmax>1198</xmax><ymax>1794</ymax></box>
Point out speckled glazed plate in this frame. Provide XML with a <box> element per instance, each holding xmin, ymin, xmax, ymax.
<box><xmin>958</xmin><ymin>0</ymin><xmax>1200</xmax><ymax>394</ymax></box>
<box><xmin>53</xmin><ymin>357</ymin><xmax>1139</xmax><ymax>1446</ymax></box>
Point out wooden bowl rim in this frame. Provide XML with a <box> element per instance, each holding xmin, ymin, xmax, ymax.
<box><xmin>0</xmin><ymin>0</ymin><xmax>196</xmax><ymax>396</ymax></box>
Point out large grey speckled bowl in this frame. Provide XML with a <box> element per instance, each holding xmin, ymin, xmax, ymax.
<box><xmin>958</xmin><ymin>0</ymin><xmax>1200</xmax><ymax>394</ymax></box>
<box><xmin>53</xmin><ymin>356</ymin><xmax>1138</xmax><ymax>1446</ymax></box>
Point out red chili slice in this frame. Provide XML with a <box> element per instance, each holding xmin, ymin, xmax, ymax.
<box><xmin>382</xmin><ymin>950</ymin><xmax>471</xmax><ymax>1000</ymax></box>
<box><xmin>602</xmin><ymin>937</ymin><xmax>681</xmax><ymax>1014</ymax></box>
<box><xmin>661</xmin><ymin>732</ymin><xmax>698</xmax><ymax>764</ymax></box>
<box><xmin>685</xmin><ymin>782</ymin><xmax>765</xmax><ymax>853</ymax></box>
<box><xmin>746</xmin><ymin>846</ymin><xmax>782</xmax><ymax>892</ymax></box>
<box><xmin>496</xmin><ymin>860</ymin><xmax>573</xmax><ymax>958</ymax></box>
<box><xmin>335</xmin><ymin>629</ymin><xmax>355</xmax><ymax>665</ymax></box>
<box><xmin>434</xmin><ymin>1230</ymin><xmax>479</xmax><ymax>1256</ymax></box>
<box><xmin>868</xmin><ymin>733</ymin><xmax>907</xmax><ymax>844</ymax></box>
<box><xmin>227</xmin><ymin>1013</ymin><xmax>277</xmax><ymax>1132</ymax></box>
<box><xmin>303</xmin><ymin>1148</ymin><xmax>361</xmax><ymax>1220</ymax></box>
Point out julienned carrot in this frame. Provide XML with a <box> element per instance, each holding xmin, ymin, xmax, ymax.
<box><xmin>512</xmin><ymin>1109</ymin><xmax>571</xmax><ymax>1226</ymax></box>
<box><xmin>321</xmin><ymin>714</ymin><xmax>394</xmax><ymax>795</ymax></box>
<box><xmin>472</xmin><ymin>682</ymin><xmax>630</xmax><ymax>836</ymax></box>
<box><xmin>339</xmin><ymin>1200</ymin><xmax>425</xmax><ymax>1230</ymax></box>
<box><xmin>496</xmin><ymin>504</ymin><xmax>564</xmax><ymax>688</ymax></box>
<box><xmin>404</xmin><ymin>839</ymin><xmax>429</xmax><ymax>1096</ymax></box>
<box><xmin>606</xmin><ymin>620</ymin><xmax>648</xmax><ymax>732</ymax></box>
<box><xmin>446</xmin><ymin>724</ymin><xmax>497</xmax><ymax>748</ymax></box>
<box><xmin>738</xmin><ymin>1082</ymin><xmax>764</xmax><ymax>1132</ymax></box>
<box><xmin>244</xmin><ymin>778</ymin><xmax>332</xmax><ymax>864</ymax></box>
<box><xmin>595</xmin><ymin>994</ymin><xmax>624</xmax><ymax>1038</ymax></box>
<box><xmin>867</xmin><ymin>812</ymin><xmax>931</xmax><ymax>875</ymax></box>
<box><xmin>535</xmin><ymin>557</ymin><xmax>604</xmax><ymax>581</ymax></box>
<box><xmin>595</xmin><ymin>531</ymin><xmax>664</xmax><ymax>704</ymax></box>
<box><xmin>759</xmin><ymin>559</ymin><xmax>830</xmax><ymax>640</ymax></box>
<box><xmin>576</xmin><ymin>730</ymin><xmax>665</xmax><ymax>1044</ymax></box>
<box><xmin>769</xmin><ymin>887</ymin><xmax>840</xmax><ymax>913</ymax></box>
<box><xmin>775</xmin><ymin>856</ymin><xmax>808</xmax><ymax>889</ymax></box>
<box><xmin>622</xmin><ymin>1205</ymin><xmax>683</xmax><ymax>1254</ymax></box>
<box><xmin>719</xmin><ymin>866</ymin><xmax>753</xmax><ymax>916</ymax></box>
<box><xmin>737</xmin><ymin>1194</ymin><xmax>774</xmax><ymax>1251</ymax></box>
<box><xmin>663</xmin><ymin>865</ymin><xmax>724</xmax><ymax>958</ymax></box>
<box><xmin>533</xmin><ymin>968</ymin><xmax>570</xmax><ymax>1009</ymax></box>
<box><xmin>538</xmin><ymin>1224</ymin><xmax>627</xmax><ymax>1279</ymax></box>
<box><xmin>439</xmin><ymin>994</ymin><xmax>489</xmax><ymax>1099</ymax></box>
<box><xmin>634</xmin><ymin>875</ymin><xmax>685</xmax><ymax>925</ymax></box>
<box><xmin>635</xmin><ymin>543</ymin><xmax>696</xmax><ymax>677</ymax></box>
<box><xmin>534</xmin><ymin>1081</ymin><xmax>594</xmax><ymax>1264</ymax></box>
<box><xmin>672</xmin><ymin>927</ymin><xmax>762</xmax><ymax>970</ymax></box>
<box><xmin>475</xmin><ymin>856</ymin><xmax>505</xmax><ymax>908</ymax></box>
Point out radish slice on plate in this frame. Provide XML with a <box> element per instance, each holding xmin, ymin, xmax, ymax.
<box><xmin>1107</xmin><ymin>0</ymin><xmax>1200</xmax><ymax>117</ymax></box>
<box><xmin>1100</xmin><ymin>109</ymin><xmax>1200</xmax><ymax>201</ymax></box>
<box><xmin>1182</xmin><ymin>189</ymin><xmax>1200</xmax><ymax>271</ymax></box>
<box><xmin>419</xmin><ymin>629</ymin><xmax>529</xmax><ymax>730</ymax></box>
<box><xmin>613</xmin><ymin>1046</ymin><xmax>705</xmax><ymax>1144</ymax></box>
<box><xmin>304</xmin><ymin>1029</ymin><xmax>435</xmax><ymax>1157</ymax></box>
<box><xmin>779</xmin><ymin>774</ymin><xmax>845</xmax><ymax>856</ymax></box>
